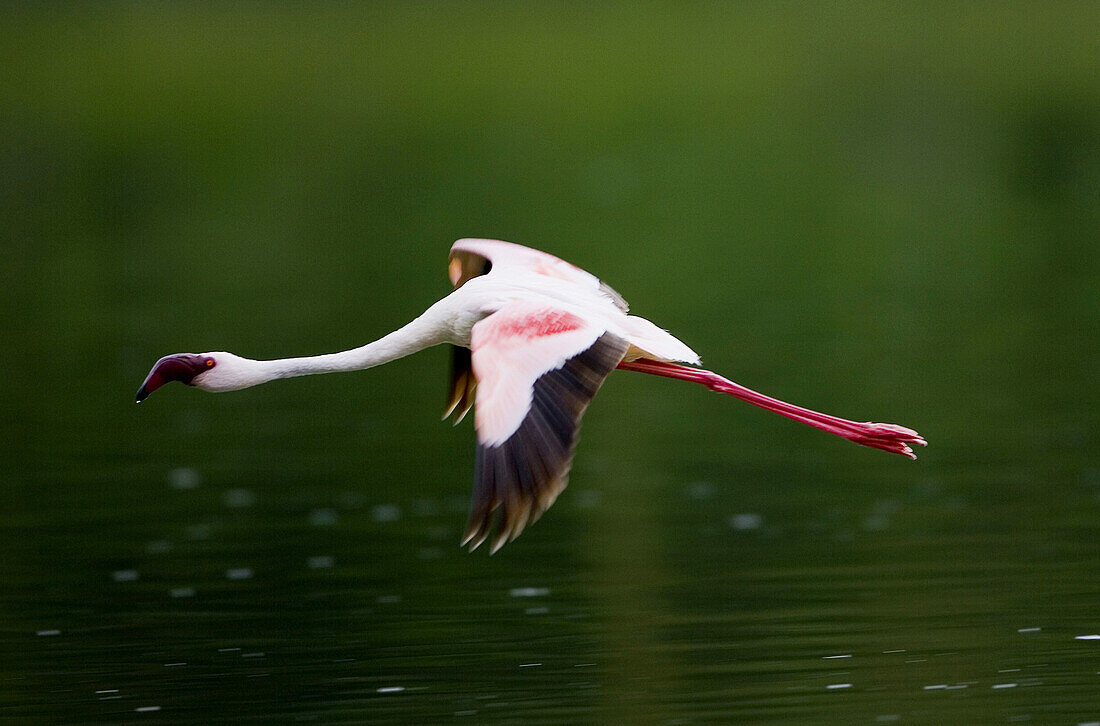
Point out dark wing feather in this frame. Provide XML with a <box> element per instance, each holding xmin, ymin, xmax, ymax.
<box><xmin>462</xmin><ymin>332</ymin><xmax>629</xmax><ymax>553</ymax></box>
<box><xmin>443</xmin><ymin>249</ymin><xmax>490</xmax><ymax>421</ymax></box>
<box><xmin>448</xmin><ymin>249</ymin><xmax>492</xmax><ymax>289</ymax></box>
<box><xmin>444</xmin><ymin>345</ymin><xmax>476</xmax><ymax>424</ymax></box>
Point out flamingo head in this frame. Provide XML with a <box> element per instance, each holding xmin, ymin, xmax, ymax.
<box><xmin>136</xmin><ymin>352</ymin><xmax>267</xmax><ymax>401</ymax></box>
<box><xmin>135</xmin><ymin>353</ymin><xmax>218</xmax><ymax>402</ymax></box>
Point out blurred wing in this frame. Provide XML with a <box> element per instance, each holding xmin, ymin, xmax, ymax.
<box><xmin>443</xmin><ymin>345</ymin><xmax>476</xmax><ymax>424</ymax></box>
<box><xmin>448</xmin><ymin>241</ymin><xmax>493</xmax><ymax>290</ymax></box>
<box><xmin>449</xmin><ymin>238</ymin><xmax>628</xmax><ymax>312</ymax></box>
<box><xmin>444</xmin><ymin>245</ymin><xmax>493</xmax><ymax>421</ymax></box>
<box><xmin>462</xmin><ymin>301</ymin><xmax>629</xmax><ymax>553</ymax></box>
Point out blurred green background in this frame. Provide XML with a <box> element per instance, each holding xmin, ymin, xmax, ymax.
<box><xmin>2</xmin><ymin>3</ymin><xmax>1098</xmax><ymax>724</ymax></box>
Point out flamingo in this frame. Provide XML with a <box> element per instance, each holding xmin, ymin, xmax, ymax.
<box><xmin>137</xmin><ymin>238</ymin><xmax>925</xmax><ymax>553</ymax></box>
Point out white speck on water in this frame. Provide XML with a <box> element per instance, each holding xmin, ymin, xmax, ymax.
<box><xmin>36</xmin><ymin>630</ymin><xmax>60</xmax><ymax>636</ymax></box>
<box><xmin>135</xmin><ymin>706</ymin><xmax>161</xmax><ymax>712</ymax></box>
<box><xmin>999</xmin><ymin>668</ymin><xmax>1021</xmax><ymax>673</ymax></box>
<box><xmin>945</xmin><ymin>684</ymin><xmax>969</xmax><ymax>690</ymax></box>
<box><xmin>510</xmin><ymin>587</ymin><xmax>550</xmax><ymax>598</ymax></box>
<box><xmin>729</xmin><ymin>513</ymin><xmax>762</xmax><ymax>531</ymax></box>
<box><xmin>883</xmin><ymin>649</ymin><xmax>906</xmax><ymax>654</ymax></box>
<box><xmin>826</xmin><ymin>683</ymin><xmax>852</xmax><ymax>690</ymax></box>
<box><xmin>223</xmin><ymin>488</ymin><xmax>255</xmax><ymax>508</ymax></box>
<box><xmin>519</xmin><ymin>663</ymin><xmax>542</xmax><ymax>668</ymax></box>
<box><xmin>924</xmin><ymin>684</ymin><xmax>947</xmax><ymax>690</ymax></box>
<box><xmin>686</xmin><ymin>481</ymin><xmax>714</xmax><ymax>500</ymax></box>
<box><xmin>376</xmin><ymin>686</ymin><xmax>405</xmax><ymax>693</ymax></box>
<box><xmin>1075</xmin><ymin>634</ymin><xmax>1100</xmax><ymax>640</ymax></box>
<box><xmin>307</xmin><ymin>556</ymin><xmax>334</xmax><ymax>569</ymax></box>
<box><xmin>168</xmin><ymin>467</ymin><xmax>202</xmax><ymax>490</ymax></box>
<box><xmin>823</xmin><ymin>654</ymin><xmax>852</xmax><ymax>659</ymax></box>
<box><xmin>226</xmin><ymin>568</ymin><xmax>253</xmax><ymax>580</ymax></box>
<box><xmin>170</xmin><ymin>587</ymin><xmax>195</xmax><ymax>598</ymax></box>
<box><xmin>242</xmin><ymin>652</ymin><xmax>265</xmax><ymax>658</ymax></box>
<box><xmin>95</xmin><ymin>689</ymin><xmax>118</xmax><ymax>694</ymax></box>
<box><xmin>164</xmin><ymin>662</ymin><xmax>186</xmax><ymax>667</ymax></box>
<box><xmin>113</xmin><ymin>569</ymin><xmax>139</xmax><ymax>582</ymax></box>
<box><xmin>308</xmin><ymin>508</ymin><xmax>338</xmax><ymax>526</ymax></box>
<box><xmin>992</xmin><ymin>683</ymin><xmax>1018</xmax><ymax>689</ymax></box>
<box><xmin>145</xmin><ymin>540</ymin><xmax>172</xmax><ymax>554</ymax></box>
<box><xmin>862</xmin><ymin>514</ymin><xmax>890</xmax><ymax>531</ymax></box>
<box><xmin>1077</xmin><ymin>722</ymin><xmax>1100</xmax><ymax>726</ymax></box>
<box><xmin>218</xmin><ymin>648</ymin><xmax>241</xmax><ymax>652</ymax></box>
<box><xmin>371</xmin><ymin>504</ymin><xmax>402</xmax><ymax>522</ymax></box>
<box><xmin>1018</xmin><ymin>627</ymin><xmax>1042</xmax><ymax>633</ymax></box>
<box><xmin>186</xmin><ymin>524</ymin><xmax>211</xmax><ymax>540</ymax></box>
<box><xmin>574</xmin><ymin>663</ymin><xmax>597</xmax><ymax>668</ymax></box>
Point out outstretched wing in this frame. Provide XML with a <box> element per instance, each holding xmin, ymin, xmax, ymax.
<box><xmin>449</xmin><ymin>238</ymin><xmax>628</xmax><ymax>312</ymax></box>
<box><xmin>462</xmin><ymin>301</ymin><xmax>629</xmax><ymax>553</ymax></box>
<box><xmin>444</xmin><ymin>244</ymin><xmax>493</xmax><ymax>423</ymax></box>
<box><xmin>444</xmin><ymin>238</ymin><xmax>626</xmax><ymax>423</ymax></box>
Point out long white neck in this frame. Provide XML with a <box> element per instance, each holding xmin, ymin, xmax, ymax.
<box><xmin>208</xmin><ymin>299</ymin><xmax>455</xmax><ymax>392</ymax></box>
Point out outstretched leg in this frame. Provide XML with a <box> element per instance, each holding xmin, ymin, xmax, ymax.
<box><xmin>616</xmin><ymin>358</ymin><xmax>926</xmax><ymax>459</ymax></box>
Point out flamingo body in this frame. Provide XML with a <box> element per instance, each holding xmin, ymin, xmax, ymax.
<box><xmin>137</xmin><ymin>238</ymin><xmax>925</xmax><ymax>553</ymax></box>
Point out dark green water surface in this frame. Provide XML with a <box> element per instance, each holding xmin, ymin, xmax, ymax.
<box><xmin>3</xmin><ymin>4</ymin><xmax>1098</xmax><ymax>723</ymax></box>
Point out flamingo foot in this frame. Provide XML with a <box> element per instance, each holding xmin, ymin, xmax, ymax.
<box><xmin>831</xmin><ymin>421</ymin><xmax>926</xmax><ymax>459</ymax></box>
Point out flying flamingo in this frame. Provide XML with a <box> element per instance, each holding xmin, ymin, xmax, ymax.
<box><xmin>137</xmin><ymin>238</ymin><xmax>925</xmax><ymax>553</ymax></box>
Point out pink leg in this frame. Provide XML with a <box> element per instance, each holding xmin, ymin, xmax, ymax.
<box><xmin>617</xmin><ymin>358</ymin><xmax>926</xmax><ymax>459</ymax></box>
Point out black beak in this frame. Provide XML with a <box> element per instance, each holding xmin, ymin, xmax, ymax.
<box><xmin>135</xmin><ymin>367</ymin><xmax>169</xmax><ymax>403</ymax></box>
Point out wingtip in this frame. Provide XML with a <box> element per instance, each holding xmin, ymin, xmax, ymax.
<box><xmin>442</xmin><ymin>400</ymin><xmax>472</xmax><ymax>425</ymax></box>
<box><xmin>442</xmin><ymin>395</ymin><xmax>460</xmax><ymax>421</ymax></box>
<box><xmin>461</xmin><ymin>526</ymin><xmax>489</xmax><ymax>552</ymax></box>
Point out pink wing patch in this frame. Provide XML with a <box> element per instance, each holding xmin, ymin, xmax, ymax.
<box><xmin>480</xmin><ymin>308</ymin><xmax>584</xmax><ymax>342</ymax></box>
<box><xmin>471</xmin><ymin>303</ymin><xmax>602</xmax><ymax>447</ymax></box>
